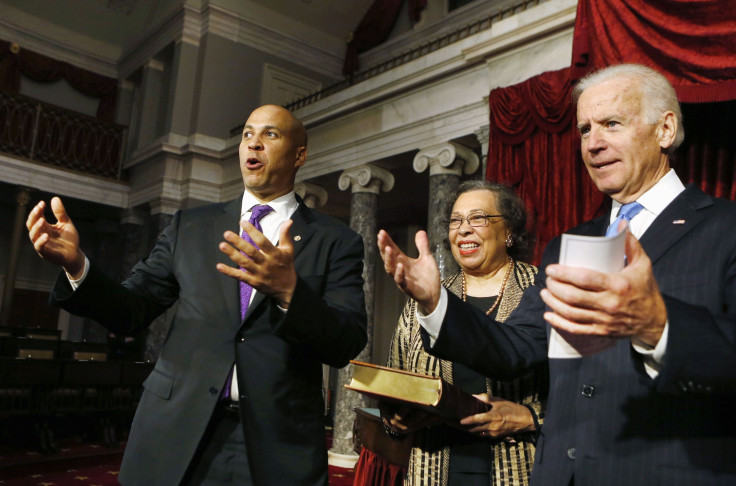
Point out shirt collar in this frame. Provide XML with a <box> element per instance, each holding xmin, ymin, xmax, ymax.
<box><xmin>610</xmin><ymin>169</ymin><xmax>685</xmax><ymax>218</ymax></box>
<box><xmin>240</xmin><ymin>190</ymin><xmax>298</xmax><ymax>221</ymax></box>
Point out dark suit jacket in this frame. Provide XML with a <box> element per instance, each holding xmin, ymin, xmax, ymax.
<box><xmin>50</xmin><ymin>196</ymin><xmax>368</xmax><ymax>485</ymax></box>
<box><xmin>425</xmin><ymin>185</ymin><xmax>736</xmax><ymax>485</ymax></box>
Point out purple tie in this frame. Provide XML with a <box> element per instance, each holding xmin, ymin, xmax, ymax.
<box><xmin>239</xmin><ymin>204</ymin><xmax>274</xmax><ymax>320</ymax></box>
<box><xmin>222</xmin><ymin>204</ymin><xmax>274</xmax><ymax>401</ymax></box>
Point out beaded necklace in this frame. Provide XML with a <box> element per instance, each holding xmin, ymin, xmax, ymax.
<box><xmin>461</xmin><ymin>257</ymin><xmax>514</xmax><ymax>316</ymax></box>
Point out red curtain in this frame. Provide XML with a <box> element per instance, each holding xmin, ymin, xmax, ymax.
<box><xmin>571</xmin><ymin>0</ymin><xmax>736</xmax><ymax>102</ymax></box>
<box><xmin>343</xmin><ymin>0</ymin><xmax>428</xmax><ymax>76</ymax></box>
<box><xmin>353</xmin><ymin>448</ymin><xmax>405</xmax><ymax>486</ymax></box>
<box><xmin>486</xmin><ymin>68</ymin><xmax>604</xmax><ymax>264</ymax></box>
<box><xmin>0</xmin><ymin>40</ymin><xmax>117</xmax><ymax>122</ymax></box>
<box><xmin>489</xmin><ymin>1</ymin><xmax>736</xmax><ymax>264</ymax></box>
<box><xmin>673</xmin><ymin>100</ymin><xmax>736</xmax><ymax>201</ymax></box>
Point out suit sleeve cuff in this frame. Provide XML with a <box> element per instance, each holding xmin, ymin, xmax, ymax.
<box><xmin>632</xmin><ymin>320</ymin><xmax>669</xmax><ymax>378</ymax></box>
<box><xmin>416</xmin><ymin>288</ymin><xmax>448</xmax><ymax>347</ymax></box>
<box><xmin>66</xmin><ymin>255</ymin><xmax>90</xmax><ymax>290</ymax></box>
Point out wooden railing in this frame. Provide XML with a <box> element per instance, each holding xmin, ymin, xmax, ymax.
<box><xmin>0</xmin><ymin>91</ymin><xmax>126</xmax><ymax>180</ymax></box>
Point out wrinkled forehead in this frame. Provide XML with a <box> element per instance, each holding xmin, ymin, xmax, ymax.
<box><xmin>577</xmin><ymin>77</ymin><xmax>643</xmax><ymax>119</ymax></box>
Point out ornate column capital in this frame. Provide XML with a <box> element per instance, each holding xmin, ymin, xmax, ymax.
<box><xmin>294</xmin><ymin>181</ymin><xmax>328</xmax><ymax>208</ymax></box>
<box><xmin>338</xmin><ymin>164</ymin><xmax>395</xmax><ymax>195</ymax></box>
<box><xmin>412</xmin><ymin>141</ymin><xmax>479</xmax><ymax>176</ymax></box>
<box><xmin>474</xmin><ymin>124</ymin><xmax>490</xmax><ymax>150</ymax></box>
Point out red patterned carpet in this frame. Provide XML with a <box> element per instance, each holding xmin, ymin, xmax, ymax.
<box><xmin>0</xmin><ymin>436</ymin><xmax>355</xmax><ymax>486</ymax></box>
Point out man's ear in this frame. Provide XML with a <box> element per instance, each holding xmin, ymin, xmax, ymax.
<box><xmin>295</xmin><ymin>146</ymin><xmax>307</xmax><ymax>168</ymax></box>
<box><xmin>657</xmin><ymin>111</ymin><xmax>677</xmax><ymax>151</ymax></box>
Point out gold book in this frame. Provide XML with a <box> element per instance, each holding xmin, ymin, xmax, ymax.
<box><xmin>345</xmin><ymin>360</ymin><xmax>490</xmax><ymax>420</ymax></box>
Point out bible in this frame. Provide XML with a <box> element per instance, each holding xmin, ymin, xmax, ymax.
<box><xmin>345</xmin><ymin>360</ymin><xmax>490</xmax><ymax>420</ymax></box>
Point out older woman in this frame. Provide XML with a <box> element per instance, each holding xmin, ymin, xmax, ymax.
<box><xmin>383</xmin><ymin>181</ymin><xmax>546</xmax><ymax>486</ymax></box>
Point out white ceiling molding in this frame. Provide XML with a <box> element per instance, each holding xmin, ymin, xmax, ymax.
<box><xmin>293</xmin><ymin>0</ymin><xmax>576</xmax><ymax>126</ymax></box>
<box><xmin>205</xmin><ymin>3</ymin><xmax>343</xmax><ymax>79</ymax></box>
<box><xmin>462</xmin><ymin>0</ymin><xmax>577</xmax><ymax>64</ymax></box>
<box><xmin>0</xmin><ymin>9</ymin><xmax>119</xmax><ymax>78</ymax></box>
<box><xmin>0</xmin><ymin>154</ymin><xmax>129</xmax><ymax>208</ymax></box>
<box><xmin>260</xmin><ymin>63</ymin><xmax>322</xmax><ymax>106</ymax></box>
<box><xmin>118</xmin><ymin>5</ymin><xmax>199</xmax><ymax>79</ymax></box>
<box><xmin>2</xmin><ymin>2</ymin><xmax>344</xmax><ymax>83</ymax></box>
<box><xmin>288</xmin><ymin>0</ymin><xmax>577</xmax><ymax>182</ymax></box>
<box><xmin>360</xmin><ymin>0</ymin><xmax>525</xmax><ymax>71</ymax></box>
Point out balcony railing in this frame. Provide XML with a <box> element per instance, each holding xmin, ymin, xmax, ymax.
<box><xmin>0</xmin><ymin>91</ymin><xmax>126</xmax><ymax>180</ymax></box>
<box><xmin>282</xmin><ymin>0</ymin><xmax>544</xmax><ymax>113</ymax></box>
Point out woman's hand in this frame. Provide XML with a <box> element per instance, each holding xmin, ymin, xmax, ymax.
<box><xmin>460</xmin><ymin>394</ymin><xmax>536</xmax><ymax>440</ymax></box>
<box><xmin>380</xmin><ymin>403</ymin><xmax>443</xmax><ymax>438</ymax></box>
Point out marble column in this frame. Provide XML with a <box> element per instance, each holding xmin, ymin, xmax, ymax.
<box><xmin>0</xmin><ymin>186</ymin><xmax>31</xmax><ymax>326</ymax></box>
<box><xmin>330</xmin><ymin>164</ymin><xmax>394</xmax><ymax>467</ymax></box>
<box><xmin>413</xmin><ymin>142</ymin><xmax>480</xmax><ymax>279</ymax></box>
<box><xmin>294</xmin><ymin>181</ymin><xmax>328</xmax><ymax>209</ymax></box>
<box><xmin>295</xmin><ymin>181</ymin><xmax>332</xmax><ymax>416</ymax></box>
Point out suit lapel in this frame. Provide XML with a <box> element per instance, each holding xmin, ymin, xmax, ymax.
<box><xmin>638</xmin><ymin>185</ymin><xmax>713</xmax><ymax>265</ymax></box>
<box><xmin>287</xmin><ymin>199</ymin><xmax>318</xmax><ymax>263</ymax></box>
<box><xmin>216</xmin><ymin>197</ymin><xmax>243</xmax><ymax>328</ymax></box>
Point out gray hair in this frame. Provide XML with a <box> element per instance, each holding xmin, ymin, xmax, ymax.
<box><xmin>572</xmin><ymin>64</ymin><xmax>684</xmax><ymax>155</ymax></box>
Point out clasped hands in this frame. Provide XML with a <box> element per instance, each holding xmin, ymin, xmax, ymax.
<box><xmin>377</xmin><ymin>227</ymin><xmax>668</xmax><ymax>347</ymax></box>
<box><xmin>216</xmin><ymin>219</ymin><xmax>297</xmax><ymax>309</ymax></box>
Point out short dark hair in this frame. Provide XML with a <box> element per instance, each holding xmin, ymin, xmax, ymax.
<box><xmin>449</xmin><ymin>180</ymin><xmax>533</xmax><ymax>261</ymax></box>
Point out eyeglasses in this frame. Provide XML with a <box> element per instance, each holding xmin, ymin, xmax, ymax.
<box><xmin>447</xmin><ymin>212</ymin><xmax>503</xmax><ymax>230</ymax></box>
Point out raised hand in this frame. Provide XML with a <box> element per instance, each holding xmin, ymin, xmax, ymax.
<box><xmin>540</xmin><ymin>230</ymin><xmax>668</xmax><ymax>346</ymax></box>
<box><xmin>26</xmin><ymin>197</ymin><xmax>85</xmax><ymax>278</ymax></box>
<box><xmin>217</xmin><ymin>219</ymin><xmax>298</xmax><ymax>308</ymax></box>
<box><xmin>377</xmin><ymin>229</ymin><xmax>441</xmax><ymax>315</ymax></box>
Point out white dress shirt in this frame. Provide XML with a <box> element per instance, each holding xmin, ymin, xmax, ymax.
<box><xmin>231</xmin><ymin>191</ymin><xmax>298</xmax><ymax>399</ymax></box>
<box><xmin>418</xmin><ymin>169</ymin><xmax>685</xmax><ymax>379</ymax></box>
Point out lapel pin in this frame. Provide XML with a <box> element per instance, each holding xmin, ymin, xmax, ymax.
<box><xmin>294</xmin><ymin>235</ymin><xmax>302</xmax><ymax>241</ymax></box>
<box><xmin>672</xmin><ymin>219</ymin><xmax>686</xmax><ymax>225</ymax></box>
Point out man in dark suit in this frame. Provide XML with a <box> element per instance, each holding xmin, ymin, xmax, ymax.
<box><xmin>378</xmin><ymin>64</ymin><xmax>736</xmax><ymax>485</ymax></box>
<box><xmin>26</xmin><ymin>105</ymin><xmax>368</xmax><ymax>485</ymax></box>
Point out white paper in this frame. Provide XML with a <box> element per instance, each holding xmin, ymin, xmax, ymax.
<box><xmin>548</xmin><ymin>229</ymin><xmax>627</xmax><ymax>358</ymax></box>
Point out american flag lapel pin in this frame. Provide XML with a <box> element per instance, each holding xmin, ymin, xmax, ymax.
<box><xmin>672</xmin><ymin>219</ymin><xmax>686</xmax><ymax>225</ymax></box>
